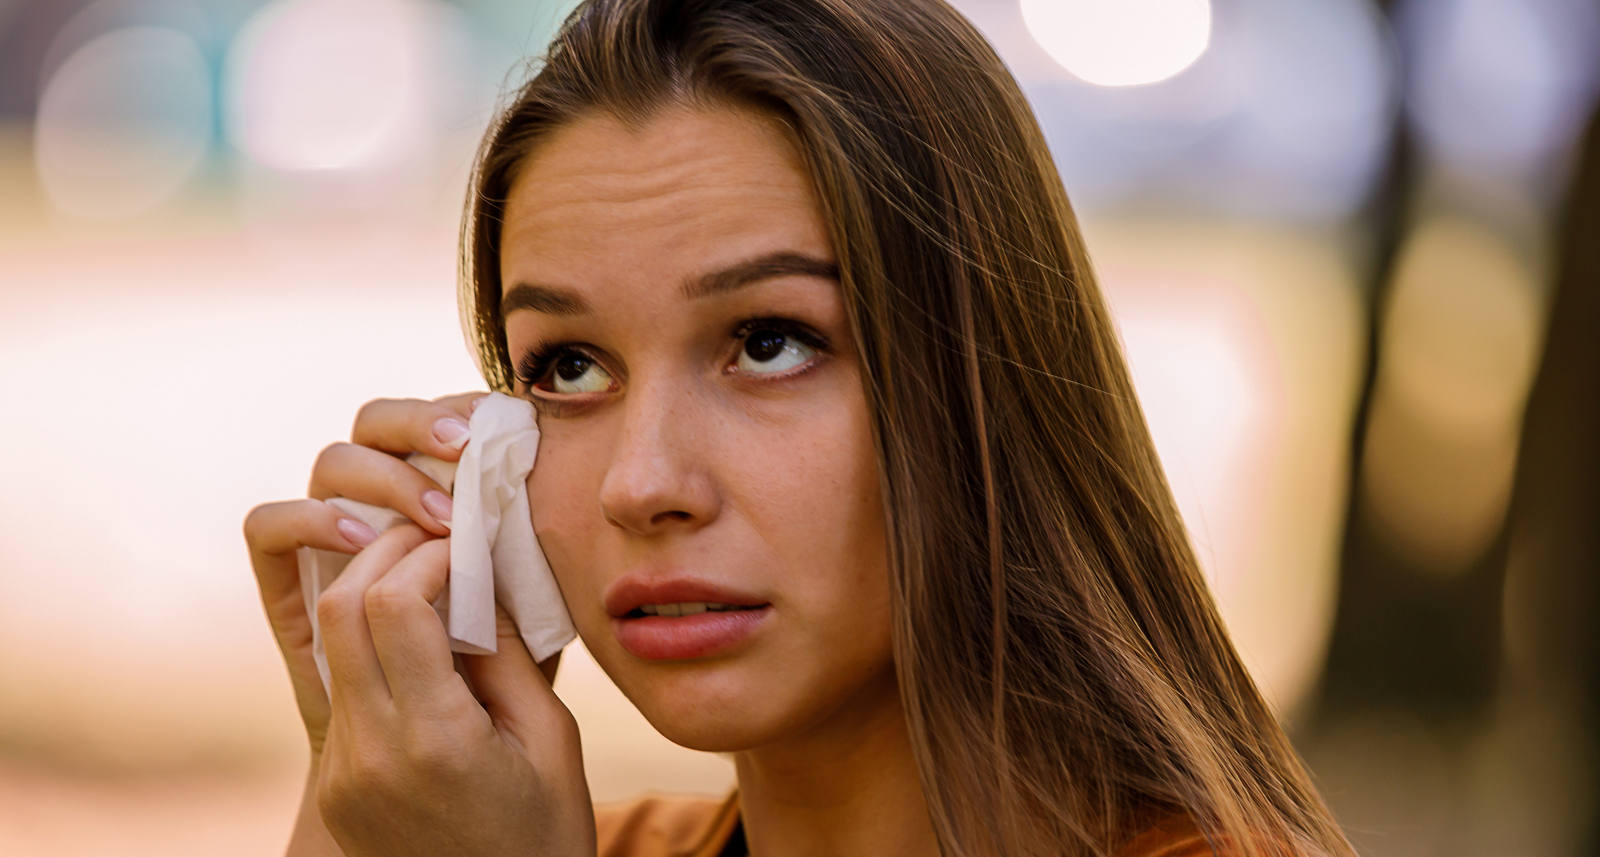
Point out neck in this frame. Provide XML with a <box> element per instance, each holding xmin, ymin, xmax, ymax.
<box><xmin>730</xmin><ymin>665</ymin><xmax>938</xmax><ymax>857</ymax></box>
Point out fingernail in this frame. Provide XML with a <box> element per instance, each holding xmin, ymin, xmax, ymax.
<box><xmin>433</xmin><ymin>417</ymin><xmax>470</xmax><ymax>451</ymax></box>
<box><xmin>336</xmin><ymin>517</ymin><xmax>379</xmax><ymax>547</ymax></box>
<box><xmin>469</xmin><ymin>396</ymin><xmax>486</xmax><ymax>414</ymax></box>
<box><xmin>422</xmin><ymin>490</ymin><xmax>453</xmax><ymax>526</ymax></box>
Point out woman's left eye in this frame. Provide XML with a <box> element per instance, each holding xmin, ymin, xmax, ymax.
<box><xmin>734</xmin><ymin>320</ymin><xmax>822</xmax><ymax>376</ymax></box>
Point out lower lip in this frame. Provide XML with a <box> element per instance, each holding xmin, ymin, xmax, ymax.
<box><xmin>612</xmin><ymin>606</ymin><xmax>772</xmax><ymax>660</ymax></box>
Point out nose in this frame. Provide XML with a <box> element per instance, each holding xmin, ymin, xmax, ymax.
<box><xmin>597</xmin><ymin>377</ymin><xmax>720</xmax><ymax>536</ymax></box>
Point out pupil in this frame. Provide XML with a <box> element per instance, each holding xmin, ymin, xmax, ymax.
<box><xmin>556</xmin><ymin>355</ymin><xmax>588</xmax><ymax>381</ymax></box>
<box><xmin>747</xmin><ymin>330</ymin><xmax>784</xmax><ymax>361</ymax></box>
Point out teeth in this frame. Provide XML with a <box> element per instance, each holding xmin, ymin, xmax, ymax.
<box><xmin>638</xmin><ymin>602</ymin><xmax>747</xmax><ymax>616</ymax></box>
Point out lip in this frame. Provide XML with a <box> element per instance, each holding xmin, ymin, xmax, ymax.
<box><xmin>603</xmin><ymin>574</ymin><xmax>769</xmax><ymax>618</ymax></box>
<box><xmin>612</xmin><ymin>606</ymin><xmax>773</xmax><ymax>660</ymax></box>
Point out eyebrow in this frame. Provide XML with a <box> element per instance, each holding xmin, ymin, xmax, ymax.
<box><xmin>501</xmin><ymin>250</ymin><xmax>840</xmax><ymax>317</ymax></box>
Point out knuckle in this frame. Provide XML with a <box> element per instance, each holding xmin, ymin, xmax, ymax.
<box><xmin>345</xmin><ymin>740</ymin><xmax>393</xmax><ymax>784</ymax></box>
<box><xmin>353</xmin><ymin>396</ymin><xmax>424</xmax><ymax>441</ymax></box>
<box><xmin>401</xmin><ymin>724</ymin><xmax>464</xmax><ymax>777</ymax></box>
<box><xmin>314</xmin><ymin>782</ymin><xmax>345</xmax><ymax>825</ymax></box>
<box><xmin>241</xmin><ymin>503</ymin><xmax>270</xmax><ymax>543</ymax></box>
<box><xmin>242</xmin><ymin>500</ymin><xmax>299</xmax><ymax>542</ymax></box>
<box><xmin>380</xmin><ymin>461</ymin><xmax>423</xmax><ymax>495</ymax></box>
<box><xmin>315</xmin><ymin>588</ymin><xmax>361</xmax><ymax>629</ymax></box>
<box><xmin>318</xmin><ymin>753</ymin><xmax>390</xmax><ymax>822</ymax></box>
<box><xmin>414</xmin><ymin>533</ymin><xmax>449</xmax><ymax>557</ymax></box>
<box><xmin>316</xmin><ymin>767</ymin><xmax>358</xmax><ymax>821</ymax></box>
<box><xmin>362</xmin><ymin>581</ymin><xmax>408</xmax><ymax>620</ymax></box>
<box><xmin>390</xmin><ymin>521</ymin><xmax>432</xmax><ymax>548</ymax></box>
<box><xmin>351</xmin><ymin>398</ymin><xmax>394</xmax><ymax>434</ymax></box>
<box><xmin>434</xmin><ymin>390</ymin><xmax>488</xmax><ymax>416</ymax></box>
<box><xmin>311</xmin><ymin>442</ymin><xmax>351</xmax><ymax>477</ymax></box>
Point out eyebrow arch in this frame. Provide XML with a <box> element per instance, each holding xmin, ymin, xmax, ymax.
<box><xmin>501</xmin><ymin>250</ymin><xmax>840</xmax><ymax>317</ymax></box>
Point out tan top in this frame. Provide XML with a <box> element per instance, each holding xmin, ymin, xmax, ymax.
<box><xmin>593</xmin><ymin>788</ymin><xmax>1226</xmax><ymax>857</ymax></box>
<box><xmin>594</xmin><ymin>789</ymin><xmax>743</xmax><ymax>857</ymax></box>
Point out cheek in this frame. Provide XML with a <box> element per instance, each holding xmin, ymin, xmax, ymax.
<box><xmin>750</xmin><ymin>395</ymin><xmax>889</xmax><ymax>616</ymax></box>
<box><xmin>744</xmin><ymin>411</ymin><xmax>897</xmax><ymax>718</ymax></box>
<box><xmin>830</xmin><ymin>405</ymin><xmax>892</xmax><ymax>649</ymax></box>
<box><xmin>527</xmin><ymin>434</ymin><xmax>602</xmax><ymax>601</ymax></box>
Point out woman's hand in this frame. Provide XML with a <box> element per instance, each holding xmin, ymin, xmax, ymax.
<box><xmin>243</xmin><ymin>392</ymin><xmax>491</xmax><ymax>759</ymax></box>
<box><xmin>311</xmin><ymin>524</ymin><xmax>595</xmax><ymax>857</ymax></box>
<box><xmin>242</xmin><ymin>393</ymin><xmax>588</xmax><ymax>856</ymax></box>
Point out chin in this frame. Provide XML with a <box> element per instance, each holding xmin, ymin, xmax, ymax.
<box><xmin>612</xmin><ymin>659</ymin><xmax>796</xmax><ymax>752</ymax></box>
<box><xmin>650</xmin><ymin>713</ymin><xmax>769</xmax><ymax>753</ymax></box>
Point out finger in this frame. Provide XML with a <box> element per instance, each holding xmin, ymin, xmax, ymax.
<box><xmin>459</xmin><ymin>604</ymin><xmax>566</xmax><ymax>735</ymax></box>
<box><xmin>244</xmin><ymin>498</ymin><xmax>379</xmax><ymax>619</ymax></box>
<box><xmin>351</xmin><ymin>395</ymin><xmax>487</xmax><ymax>464</ymax></box>
<box><xmin>245</xmin><ymin>498</ymin><xmax>380</xmax><ymax>564</ymax></box>
<box><xmin>243</xmin><ymin>499</ymin><xmax>378</xmax><ymax>707</ymax></box>
<box><xmin>307</xmin><ymin>442</ymin><xmax>452</xmax><ymax>535</ymax></box>
<box><xmin>364</xmin><ymin>538</ymin><xmax>472</xmax><ymax>714</ymax></box>
<box><xmin>317</xmin><ymin>525</ymin><xmax>435</xmax><ymax>711</ymax></box>
<box><xmin>432</xmin><ymin>390</ymin><xmax>491</xmax><ymax>418</ymax></box>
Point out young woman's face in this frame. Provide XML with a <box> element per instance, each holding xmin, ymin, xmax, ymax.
<box><xmin>498</xmin><ymin>102</ymin><xmax>894</xmax><ymax>751</ymax></box>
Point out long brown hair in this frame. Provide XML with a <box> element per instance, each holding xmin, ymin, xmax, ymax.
<box><xmin>456</xmin><ymin>1</ymin><xmax>1355</xmax><ymax>855</ymax></box>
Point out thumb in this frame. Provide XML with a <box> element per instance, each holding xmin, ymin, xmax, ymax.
<box><xmin>459</xmin><ymin>604</ymin><xmax>569</xmax><ymax>739</ymax></box>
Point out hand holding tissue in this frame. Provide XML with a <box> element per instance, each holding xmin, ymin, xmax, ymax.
<box><xmin>296</xmin><ymin>393</ymin><xmax>577</xmax><ymax>696</ymax></box>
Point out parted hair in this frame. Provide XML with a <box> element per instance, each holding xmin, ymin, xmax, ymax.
<box><xmin>456</xmin><ymin>1</ymin><xmax>1356</xmax><ymax>855</ymax></box>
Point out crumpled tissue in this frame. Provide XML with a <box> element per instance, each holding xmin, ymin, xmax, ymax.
<box><xmin>296</xmin><ymin>392</ymin><xmax>575</xmax><ymax>695</ymax></box>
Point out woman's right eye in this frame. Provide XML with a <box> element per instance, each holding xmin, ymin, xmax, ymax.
<box><xmin>547</xmin><ymin>352</ymin><xmax>615</xmax><ymax>394</ymax></box>
<box><xmin>518</xmin><ymin>347</ymin><xmax>616</xmax><ymax>396</ymax></box>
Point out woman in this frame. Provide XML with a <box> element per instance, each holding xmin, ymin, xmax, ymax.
<box><xmin>243</xmin><ymin>0</ymin><xmax>1357</xmax><ymax>855</ymax></box>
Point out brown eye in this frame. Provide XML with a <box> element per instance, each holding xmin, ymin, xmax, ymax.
<box><xmin>549</xmin><ymin>353</ymin><xmax>611</xmax><ymax>393</ymax></box>
<box><xmin>737</xmin><ymin>326</ymin><xmax>814</xmax><ymax>374</ymax></box>
<box><xmin>520</xmin><ymin>347</ymin><xmax>614</xmax><ymax>395</ymax></box>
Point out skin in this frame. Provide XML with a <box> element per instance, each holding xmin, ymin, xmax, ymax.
<box><xmin>241</xmin><ymin>100</ymin><xmax>937</xmax><ymax>857</ymax></box>
<box><xmin>244</xmin><ymin>390</ymin><xmax>595</xmax><ymax>857</ymax></box>
<box><xmin>500</xmin><ymin>102</ymin><xmax>937</xmax><ymax>857</ymax></box>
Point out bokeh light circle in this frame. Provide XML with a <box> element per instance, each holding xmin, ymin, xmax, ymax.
<box><xmin>1021</xmin><ymin>0</ymin><xmax>1212</xmax><ymax>87</ymax></box>
<box><xmin>1398</xmin><ymin>0</ymin><xmax>1600</xmax><ymax>177</ymax></box>
<box><xmin>33</xmin><ymin>26</ymin><xmax>212</xmax><ymax>218</ymax></box>
<box><xmin>223</xmin><ymin>0</ymin><xmax>434</xmax><ymax>171</ymax></box>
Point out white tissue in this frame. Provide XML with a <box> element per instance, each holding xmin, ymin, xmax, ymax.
<box><xmin>296</xmin><ymin>393</ymin><xmax>576</xmax><ymax>695</ymax></box>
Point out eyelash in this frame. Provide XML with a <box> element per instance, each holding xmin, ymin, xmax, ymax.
<box><xmin>513</xmin><ymin>316</ymin><xmax>831</xmax><ymax>415</ymax></box>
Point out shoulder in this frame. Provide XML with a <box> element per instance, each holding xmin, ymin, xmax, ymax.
<box><xmin>593</xmin><ymin>788</ymin><xmax>741</xmax><ymax>857</ymax></box>
<box><xmin>1113</xmin><ymin>812</ymin><xmax>1304</xmax><ymax>857</ymax></box>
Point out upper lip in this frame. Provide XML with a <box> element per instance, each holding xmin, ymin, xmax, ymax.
<box><xmin>604</xmin><ymin>573</ymin><xmax>770</xmax><ymax>618</ymax></box>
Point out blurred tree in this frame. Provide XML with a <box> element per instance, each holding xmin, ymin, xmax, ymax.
<box><xmin>1311</xmin><ymin>1</ymin><xmax>1503</xmax><ymax>730</ymax></box>
<box><xmin>1301</xmin><ymin>2</ymin><xmax>1600</xmax><ymax>852</ymax></box>
<box><xmin>1500</xmin><ymin>103</ymin><xmax>1600</xmax><ymax>856</ymax></box>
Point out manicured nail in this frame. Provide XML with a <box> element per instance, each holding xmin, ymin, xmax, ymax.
<box><xmin>469</xmin><ymin>396</ymin><xmax>486</xmax><ymax>414</ymax></box>
<box><xmin>336</xmin><ymin>517</ymin><xmax>379</xmax><ymax>547</ymax></box>
<box><xmin>433</xmin><ymin>417</ymin><xmax>470</xmax><ymax>451</ymax></box>
<box><xmin>422</xmin><ymin>490</ymin><xmax>453</xmax><ymax>527</ymax></box>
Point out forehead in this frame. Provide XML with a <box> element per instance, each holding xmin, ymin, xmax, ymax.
<box><xmin>498</xmin><ymin>102</ymin><xmax>832</xmax><ymax>298</ymax></box>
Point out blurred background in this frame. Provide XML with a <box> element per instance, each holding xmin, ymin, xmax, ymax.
<box><xmin>1</xmin><ymin>0</ymin><xmax>1595</xmax><ymax>854</ymax></box>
